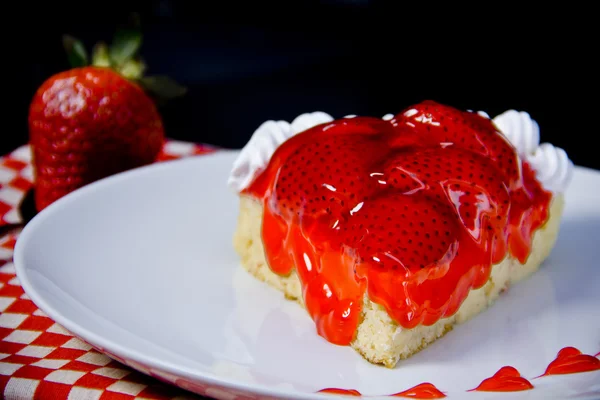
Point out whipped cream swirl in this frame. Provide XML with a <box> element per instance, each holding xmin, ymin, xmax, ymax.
<box><xmin>493</xmin><ymin>110</ymin><xmax>540</xmax><ymax>156</ymax></box>
<box><xmin>228</xmin><ymin>112</ymin><xmax>334</xmax><ymax>192</ymax></box>
<box><xmin>526</xmin><ymin>143</ymin><xmax>574</xmax><ymax>193</ymax></box>
<box><xmin>492</xmin><ymin>110</ymin><xmax>573</xmax><ymax>193</ymax></box>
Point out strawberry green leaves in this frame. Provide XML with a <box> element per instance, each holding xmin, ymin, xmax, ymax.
<box><xmin>90</xmin><ymin>28</ymin><xmax>145</xmax><ymax>80</ymax></box>
<box><xmin>109</xmin><ymin>29</ymin><xmax>142</xmax><ymax>66</ymax></box>
<box><xmin>64</xmin><ymin>29</ymin><xmax>142</xmax><ymax>72</ymax></box>
<box><xmin>139</xmin><ymin>76</ymin><xmax>188</xmax><ymax>103</ymax></box>
<box><xmin>63</xmin><ymin>35</ymin><xmax>88</xmax><ymax>68</ymax></box>
<box><xmin>61</xmin><ymin>20</ymin><xmax>187</xmax><ymax>103</ymax></box>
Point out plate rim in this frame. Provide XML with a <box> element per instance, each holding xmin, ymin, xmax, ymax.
<box><xmin>13</xmin><ymin>154</ymin><xmax>600</xmax><ymax>400</ymax></box>
<box><xmin>13</xmin><ymin>150</ymin><xmax>336</xmax><ymax>400</ymax></box>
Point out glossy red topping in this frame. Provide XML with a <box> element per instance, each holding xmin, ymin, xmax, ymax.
<box><xmin>540</xmin><ymin>347</ymin><xmax>600</xmax><ymax>376</ymax></box>
<box><xmin>470</xmin><ymin>366</ymin><xmax>533</xmax><ymax>392</ymax></box>
<box><xmin>245</xmin><ymin>100</ymin><xmax>551</xmax><ymax>345</ymax></box>
<box><xmin>392</xmin><ymin>382</ymin><xmax>446</xmax><ymax>398</ymax></box>
<box><xmin>317</xmin><ymin>388</ymin><xmax>362</xmax><ymax>396</ymax></box>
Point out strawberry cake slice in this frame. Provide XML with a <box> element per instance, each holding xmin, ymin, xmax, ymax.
<box><xmin>228</xmin><ymin>100</ymin><xmax>573</xmax><ymax>368</ymax></box>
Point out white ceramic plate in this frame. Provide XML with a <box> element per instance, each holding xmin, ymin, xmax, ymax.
<box><xmin>14</xmin><ymin>150</ymin><xmax>600</xmax><ymax>400</ymax></box>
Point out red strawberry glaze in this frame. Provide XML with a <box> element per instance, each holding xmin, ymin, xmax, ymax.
<box><xmin>243</xmin><ymin>100</ymin><xmax>552</xmax><ymax>345</ymax></box>
<box><xmin>539</xmin><ymin>347</ymin><xmax>600</xmax><ymax>377</ymax></box>
<box><xmin>318</xmin><ymin>388</ymin><xmax>362</xmax><ymax>396</ymax></box>
<box><xmin>469</xmin><ymin>366</ymin><xmax>533</xmax><ymax>392</ymax></box>
<box><xmin>391</xmin><ymin>382</ymin><xmax>446</xmax><ymax>398</ymax></box>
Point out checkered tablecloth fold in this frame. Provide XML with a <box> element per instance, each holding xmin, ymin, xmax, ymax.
<box><xmin>0</xmin><ymin>141</ymin><xmax>215</xmax><ymax>399</ymax></box>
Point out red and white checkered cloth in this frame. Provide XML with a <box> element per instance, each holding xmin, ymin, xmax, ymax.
<box><xmin>0</xmin><ymin>141</ymin><xmax>216</xmax><ymax>399</ymax></box>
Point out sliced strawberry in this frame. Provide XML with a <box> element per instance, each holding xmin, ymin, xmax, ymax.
<box><xmin>337</xmin><ymin>192</ymin><xmax>471</xmax><ymax>328</ymax></box>
<box><xmin>270</xmin><ymin>132</ymin><xmax>388</xmax><ymax>223</ymax></box>
<box><xmin>392</xmin><ymin>100</ymin><xmax>521</xmax><ymax>187</ymax></box>
<box><xmin>341</xmin><ymin>193</ymin><xmax>460</xmax><ymax>273</ymax></box>
<box><xmin>381</xmin><ymin>146</ymin><xmax>511</xmax><ymax>263</ymax></box>
<box><xmin>387</xmin><ymin>123</ymin><xmax>443</xmax><ymax>150</ymax></box>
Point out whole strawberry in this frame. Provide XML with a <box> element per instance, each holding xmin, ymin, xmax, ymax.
<box><xmin>28</xmin><ymin>28</ymin><xmax>185</xmax><ymax>211</ymax></box>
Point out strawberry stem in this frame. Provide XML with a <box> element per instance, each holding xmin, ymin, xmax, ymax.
<box><xmin>91</xmin><ymin>42</ymin><xmax>111</xmax><ymax>67</ymax></box>
<box><xmin>119</xmin><ymin>58</ymin><xmax>146</xmax><ymax>80</ymax></box>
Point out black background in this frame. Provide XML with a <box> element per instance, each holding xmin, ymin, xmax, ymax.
<box><xmin>9</xmin><ymin>1</ymin><xmax>597</xmax><ymax>169</ymax></box>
